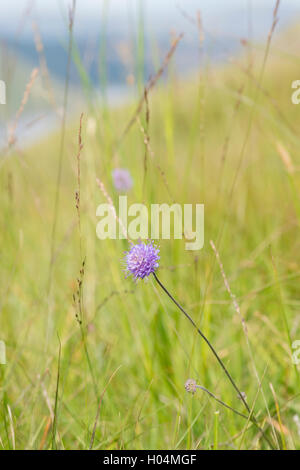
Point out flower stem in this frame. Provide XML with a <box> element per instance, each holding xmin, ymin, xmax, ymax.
<box><xmin>153</xmin><ymin>273</ymin><xmax>249</xmax><ymax>409</ymax></box>
<box><xmin>195</xmin><ymin>385</ymin><xmax>249</xmax><ymax>420</ymax></box>
<box><xmin>153</xmin><ymin>272</ymin><xmax>274</xmax><ymax>449</ymax></box>
<box><xmin>196</xmin><ymin>385</ymin><xmax>274</xmax><ymax>448</ymax></box>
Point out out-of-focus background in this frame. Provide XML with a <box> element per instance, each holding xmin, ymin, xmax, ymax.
<box><xmin>1</xmin><ymin>0</ymin><xmax>300</xmax><ymax>143</ymax></box>
<box><xmin>1</xmin><ymin>0</ymin><xmax>300</xmax><ymax>450</ymax></box>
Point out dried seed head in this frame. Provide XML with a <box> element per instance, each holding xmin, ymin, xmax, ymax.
<box><xmin>185</xmin><ymin>379</ymin><xmax>197</xmax><ymax>394</ymax></box>
<box><xmin>237</xmin><ymin>391</ymin><xmax>247</xmax><ymax>401</ymax></box>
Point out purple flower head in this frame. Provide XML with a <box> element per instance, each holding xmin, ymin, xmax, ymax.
<box><xmin>124</xmin><ymin>241</ymin><xmax>160</xmax><ymax>280</ymax></box>
<box><xmin>112</xmin><ymin>168</ymin><xmax>133</xmax><ymax>192</ymax></box>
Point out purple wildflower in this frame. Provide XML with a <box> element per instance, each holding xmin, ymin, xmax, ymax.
<box><xmin>112</xmin><ymin>168</ymin><xmax>133</xmax><ymax>192</ymax></box>
<box><xmin>124</xmin><ymin>241</ymin><xmax>160</xmax><ymax>280</ymax></box>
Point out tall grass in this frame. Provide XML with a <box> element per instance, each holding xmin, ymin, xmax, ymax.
<box><xmin>0</xmin><ymin>0</ymin><xmax>300</xmax><ymax>450</ymax></box>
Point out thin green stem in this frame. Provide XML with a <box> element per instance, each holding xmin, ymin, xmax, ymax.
<box><xmin>195</xmin><ymin>385</ymin><xmax>249</xmax><ymax>420</ymax></box>
<box><xmin>52</xmin><ymin>334</ymin><xmax>61</xmax><ymax>450</ymax></box>
<box><xmin>48</xmin><ymin>1</ymin><xmax>76</xmax><ymax>295</ymax></box>
<box><xmin>195</xmin><ymin>384</ymin><xmax>274</xmax><ymax>445</ymax></box>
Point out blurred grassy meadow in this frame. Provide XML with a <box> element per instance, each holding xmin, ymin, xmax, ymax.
<box><xmin>1</xmin><ymin>1</ymin><xmax>300</xmax><ymax>450</ymax></box>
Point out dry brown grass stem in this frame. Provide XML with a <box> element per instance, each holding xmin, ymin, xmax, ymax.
<box><xmin>117</xmin><ymin>33</ymin><xmax>183</xmax><ymax>147</ymax></box>
<box><xmin>8</xmin><ymin>67</ymin><xmax>39</xmax><ymax>147</ymax></box>
<box><xmin>75</xmin><ymin>113</ymin><xmax>84</xmax><ymax>258</ymax></box>
<box><xmin>32</xmin><ymin>21</ymin><xmax>56</xmax><ymax>109</ymax></box>
<box><xmin>96</xmin><ymin>178</ymin><xmax>130</xmax><ymax>242</ymax></box>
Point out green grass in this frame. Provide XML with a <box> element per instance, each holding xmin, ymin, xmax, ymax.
<box><xmin>1</xmin><ymin>21</ymin><xmax>300</xmax><ymax>450</ymax></box>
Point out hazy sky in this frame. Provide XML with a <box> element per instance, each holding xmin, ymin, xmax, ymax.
<box><xmin>1</xmin><ymin>0</ymin><xmax>300</xmax><ymax>38</ymax></box>
<box><xmin>1</xmin><ymin>0</ymin><xmax>299</xmax><ymax>17</ymax></box>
